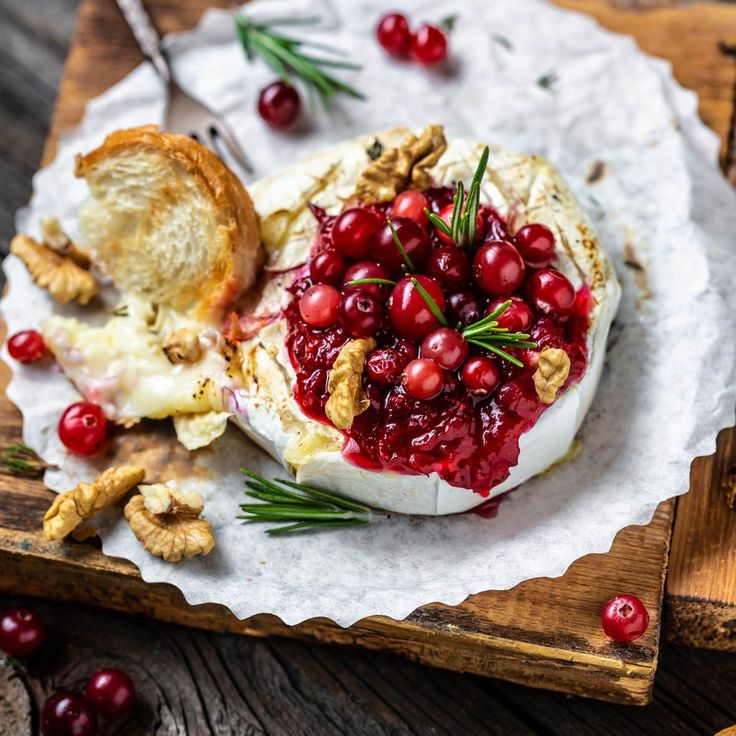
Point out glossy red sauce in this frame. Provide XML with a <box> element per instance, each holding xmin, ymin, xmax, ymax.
<box><xmin>285</xmin><ymin>189</ymin><xmax>591</xmax><ymax>495</ymax></box>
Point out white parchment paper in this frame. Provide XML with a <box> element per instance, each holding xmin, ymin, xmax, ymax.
<box><xmin>3</xmin><ymin>0</ymin><xmax>736</xmax><ymax>626</ymax></box>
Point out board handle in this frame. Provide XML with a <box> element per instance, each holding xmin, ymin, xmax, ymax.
<box><xmin>114</xmin><ymin>0</ymin><xmax>171</xmax><ymax>82</ymax></box>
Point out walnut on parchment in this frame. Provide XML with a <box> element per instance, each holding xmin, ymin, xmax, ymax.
<box><xmin>43</xmin><ymin>465</ymin><xmax>145</xmax><ymax>541</ymax></box>
<box><xmin>124</xmin><ymin>484</ymin><xmax>215</xmax><ymax>562</ymax></box>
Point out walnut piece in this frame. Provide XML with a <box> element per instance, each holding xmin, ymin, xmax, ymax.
<box><xmin>352</xmin><ymin>125</ymin><xmax>447</xmax><ymax>203</ymax></box>
<box><xmin>11</xmin><ymin>234</ymin><xmax>97</xmax><ymax>305</ymax></box>
<box><xmin>43</xmin><ymin>465</ymin><xmax>145</xmax><ymax>541</ymax></box>
<box><xmin>162</xmin><ymin>327</ymin><xmax>202</xmax><ymax>364</ymax></box>
<box><xmin>40</xmin><ymin>217</ymin><xmax>92</xmax><ymax>269</ymax></box>
<box><xmin>124</xmin><ymin>484</ymin><xmax>215</xmax><ymax>562</ymax></box>
<box><xmin>324</xmin><ymin>338</ymin><xmax>376</xmax><ymax>429</ymax></box>
<box><xmin>533</xmin><ymin>348</ymin><xmax>571</xmax><ymax>404</ymax></box>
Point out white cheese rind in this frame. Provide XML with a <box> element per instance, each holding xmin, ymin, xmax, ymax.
<box><xmin>234</xmin><ymin>129</ymin><xmax>622</xmax><ymax>515</ymax></box>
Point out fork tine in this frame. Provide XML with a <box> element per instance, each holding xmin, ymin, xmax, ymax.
<box><xmin>211</xmin><ymin>124</ymin><xmax>254</xmax><ymax>175</ymax></box>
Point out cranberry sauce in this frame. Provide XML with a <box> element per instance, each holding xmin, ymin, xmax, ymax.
<box><xmin>285</xmin><ymin>189</ymin><xmax>590</xmax><ymax>495</ymax></box>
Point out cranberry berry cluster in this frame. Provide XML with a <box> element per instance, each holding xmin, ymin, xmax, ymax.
<box><xmin>297</xmin><ymin>147</ymin><xmax>578</xmax><ymax>403</ymax></box>
<box><xmin>376</xmin><ymin>12</ymin><xmax>449</xmax><ymax>66</ymax></box>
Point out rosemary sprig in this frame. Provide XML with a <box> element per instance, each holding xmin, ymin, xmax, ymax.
<box><xmin>238</xmin><ymin>471</ymin><xmax>374</xmax><ymax>534</ymax></box>
<box><xmin>387</xmin><ymin>219</ymin><xmax>415</xmax><ymax>273</ymax></box>
<box><xmin>408</xmin><ymin>287</ymin><xmax>537</xmax><ymax>368</ymax></box>
<box><xmin>0</xmin><ymin>443</ymin><xmax>55</xmax><ymax>478</ymax></box>
<box><xmin>345</xmin><ymin>278</ymin><xmax>397</xmax><ymax>288</ymax></box>
<box><xmin>235</xmin><ymin>13</ymin><xmax>364</xmax><ymax>106</ymax></box>
<box><xmin>425</xmin><ymin>146</ymin><xmax>490</xmax><ymax>248</ymax></box>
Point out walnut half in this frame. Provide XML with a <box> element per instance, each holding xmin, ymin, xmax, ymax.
<box><xmin>43</xmin><ymin>465</ymin><xmax>145</xmax><ymax>541</ymax></box>
<box><xmin>324</xmin><ymin>338</ymin><xmax>376</xmax><ymax>430</ymax></box>
<box><xmin>11</xmin><ymin>233</ymin><xmax>97</xmax><ymax>305</ymax></box>
<box><xmin>124</xmin><ymin>484</ymin><xmax>215</xmax><ymax>562</ymax></box>
<box><xmin>533</xmin><ymin>348</ymin><xmax>571</xmax><ymax>404</ymax></box>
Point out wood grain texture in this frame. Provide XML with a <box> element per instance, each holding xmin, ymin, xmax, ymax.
<box><xmin>2</xmin><ymin>0</ymin><xmax>735</xmax><ymax>714</ymax></box>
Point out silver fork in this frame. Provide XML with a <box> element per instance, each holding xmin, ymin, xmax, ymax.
<box><xmin>114</xmin><ymin>0</ymin><xmax>254</xmax><ymax>175</ymax></box>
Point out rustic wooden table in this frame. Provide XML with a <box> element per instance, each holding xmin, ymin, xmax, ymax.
<box><xmin>2</xmin><ymin>0</ymin><xmax>736</xmax><ymax>733</ymax></box>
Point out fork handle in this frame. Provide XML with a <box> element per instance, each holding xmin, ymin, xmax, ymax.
<box><xmin>114</xmin><ymin>0</ymin><xmax>172</xmax><ymax>82</ymax></box>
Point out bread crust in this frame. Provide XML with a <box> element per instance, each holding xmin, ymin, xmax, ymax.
<box><xmin>75</xmin><ymin>126</ymin><xmax>261</xmax><ymax>321</ymax></box>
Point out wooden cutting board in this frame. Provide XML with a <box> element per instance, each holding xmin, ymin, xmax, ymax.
<box><xmin>1</xmin><ymin>0</ymin><xmax>735</xmax><ymax>707</ymax></box>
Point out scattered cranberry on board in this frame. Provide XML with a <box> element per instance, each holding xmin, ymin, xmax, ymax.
<box><xmin>57</xmin><ymin>402</ymin><xmax>108</xmax><ymax>456</ymax></box>
<box><xmin>7</xmin><ymin>329</ymin><xmax>46</xmax><ymax>363</ymax></box>
<box><xmin>0</xmin><ymin>606</ymin><xmax>45</xmax><ymax>657</ymax></box>
<box><xmin>410</xmin><ymin>24</ymin><xmax>448</xmax><ymax>65</ymax></box>
<box><xmin>41</xmin><ymin>692</ymin><xmax>98</xmax><ymax>736</ymax></box>
<box><xmin>376</xmin><ymin>13</ymin><xmax>449</xmax><ymax>66</ymax></box>
<box><xmin>85</xmin><ymin>668</ymin><xmax>136</xmax><ymax>719</ymax></box>
<box><xmin>257</xmin><ymin>80</ymin><xmax>301</xmax><ymax>129</ymax></box>
<box><xmin>601</xmin><ymin>594</ymin><xmax>650</xmax><ymax>643</ymax></box>
<box><xmin>375</xmin><ymin>12</ymin><xmax>412</xmax><ymax>58</ymax></box>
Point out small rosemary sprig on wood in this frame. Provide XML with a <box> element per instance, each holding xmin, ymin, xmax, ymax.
<box><xmin>235</xmin><ymin>14</ymin><xmax>364</xmax><ymax>106</ymax></box>
<box><xmin>425</xmin><ymin>146</ymin><xmax>490</xmax><ymax>247</ymax></box>
<box><xmin>238</xmin><ymin>471</ymin><xmax>374</xmax><ymax>535</ymax></box>
<box><xmin>0</xmin><ymin>443</ymin><xmax>54</xmax><ymax>478</ymax></box>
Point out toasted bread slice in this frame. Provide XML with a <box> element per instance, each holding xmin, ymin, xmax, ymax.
<box><xmin>75</xmin><ymin>126</ymin><xmax>261</xmax><ymax>321</ymax></box>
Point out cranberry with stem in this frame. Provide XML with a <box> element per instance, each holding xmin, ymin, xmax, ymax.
<box><xmin>58</xmin><ymin>402</ymin><xmax>108</xmax><ymax>456</ymax></box>
<box><xmin>7</xmin><ymin>330</ymin><xmax>46</xmax><ymax>363</ymax></box>
<box><xmin>85</xmin><ymin>668</ymin><xmax>136</xmax><ymax>719</ymax></box>
<box><xmin>343</xmin><ymin>261</ymin><xmax>392</xmax><ymax>300</ymax></box>
<box><xmin>526</xmin><ymin>268</ymin><xmax>576</xmax><ymax>317</ymax></box>
<box><xmin>372</xmin><ymin>217</ymin><xmax>431</xmax><ymax>276</ymax></box>
<box><xmin>41</xmin><ymin>692</ymin><xmax>98</xmax><ymax>736</ymax></box>
<box><xmin>0</xmin><ymin>607</ymin><xmax>45</xmax><ymax>657</ymax></box>
<box><xmin>427</xmin><ymin>245</ymin><xmax>473</xmax><ymax>290</ymax></box>
<box><xmin>410</xmin><ymin>24</ymin><xmax>448</xmax><ymax>65</ymax></box>
<box><xmin>366</xmin><ymin>348</ymin><xmax>405</xmax><ymax>385</ymax></box>
<box><xmin>421</xmin><ymin>328</ymin><xmax>469</xmax><ymax>371</ymax></box>
<box><xmin>340</xmin><ymin>291</ymin><xmax>384</xmax><ymax>338</ymax></box>
<box><xmin>402</xmin><ymin>358</ymin><xmax>445</xmax><ymax>400</ymax></box>
<box><xmin>332</xmin><ymin>208</ymin><xmax>382</xmax><ymax>260</ymax></box>
<box><xmin>299</xmin><ymin>284</ymin><xmax>342</xmax><ymax>328</ymax></box>
<box><xmin>389</xmin><ymin>190</ymin><xmax>430</xmax><ymax>226</ymax></box>
<box><xmin>601</xmin><ymin>594</ymin><xmax>650</xmax><ymax>643</ymax></box>
<box><xmin>388</xmin><ymin>275</ymin><xmax>446</xmax><ymax>341</ymax></box>
<box><xmin>461</xmin><ymin>356</ymin><xmax>500</xmax><ymax>396</ymax></box>
<box><xmin>309</xmin><ymin>250</ymin><xmax>345</xmax><ymax>286</ymax></box>
<box><xmin>473</xmin><ymin>240</ymin><xmax>525</xmax><ymax>296</ymax></box>
<box><xmin>257</xmin><ymin>81</ymin><xmax>301</xmax><ymax>129</ymax></box>
<box><xmin>486</xmin><ymin>296</ymin><xmax>533</xmax><ymax>332</ymax></box>
<box><xmin>376</xmin><ymin>12</ymin><xmax>412</xmax><ymax>58</ymax></box>
<box><xmin>515</xmin><ymin>223</ymin><xmax>556</xmax><ymax>267</ymax></box>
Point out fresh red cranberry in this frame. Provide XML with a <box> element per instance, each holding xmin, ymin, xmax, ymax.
<box><xmin>461</xmin><ymin>356</ymin><xmax>500</xmax><ymax>396</ymax></box>
<box><xmin>58</xmin><ymin>402</ymin><xmax>108</xmax><ymax>456</ymax></box>
<box><xmin>388</xmin><ymin>275</ymin><xmax>445</xmax><ymax>341</ymax></box>
<box><xmin>0</xmin><ymin>607</ymin><xmax>45</xmax><ymax>656</ymax></box>
<box><xmin>41</xmin><ymin>692</ymin><xmax>97</xmax><ymax>736</ymax></box>
<box><xmin>366</xmin><ymin>348</ymin><xmax>405</xmax><ymax>385</ymax></box>
<box><xmin>389</xmin><ymin>190</ymin><xmax>429</xmax><ymax>226</ymax></box>
<box><xmin>526</xmin><ymin>268</ymin><xmax>576</xmax><ymax>317</ymax></box>
<box><xmin>85</xmin><ymin>668</ymin><xmax>136</xmax><ymax>719</ymax></box>
<box><xmin>340</xmin><ymin>291</ymin><xmax>384</xmax><ymax>338</ymax></box>
<box><xmin>473</xmin><ymin>240</ymin><xmax>525</xmax><ymax>296</ymax></box>
<box><xmin>257</xmin><ymin>81</ymin><xmax>300</xmax><ymax>129</ymax></box>
<box><xmin>372</xmin><ymin>217</ymin><xmax>431</xmax><ymax>276</ymax></box>
<box><xmin>446</xmin><ymin>291</ymin><xmax>482</xmax><ymax>326</ymax></box>
<box><xmin>402</xmin><ymin>358</ymin><xmax>445</xmax><ymax>400</ymax></box>
<box><xmin>427</xmin><ymin>246</ymin><xmax>473</xmax><ymax>290</ymax></box>
<box><xmin>332</xmin><ymin>208</ymin><xmax>382</xmax><ymax>260</ymax></box>
<box><xmin>410</xmin><ymin>24</ymin><xmax>448</xmax><ymax>65</ymax></box>
<box><xmin>515</xmin><ymin>223</ymin><xmax>556</xmax><ymax>267</ymax></box>
<box><xmin>299</xmin><ymin>284</ymin><xmax>342</xmax><ymax>328</ymax></box>
<box><xmin>421</xmin><ymin>328</ymin><xmax>469</xmax><ymax>371</ymax></box>
<box><xmin>486</xmin><ymin>296</ymin><xmax>533</xmax><ymax>332</ymax></box>
<box><xmin>433</xmin><ymin>204</ymin><xmax>485</xmax><ymax>245</ymax></box>
<box><xmin>601</xmin><ymin>595</ymin><xmax>650</xmax><ymax>643</ymax></box>
<box><xmin>7</xmin><ymin>330</ymin><xmax>46</xmax><ymax>363</ymax></box>
<box><xmin>393</xmin><ymin>338</ymin><xmax>418</xmax><ymax>365</ymax></box>
<box><xmin>375</xmin><ymin>12</ymin><xmax>411</xmax><ymax>58</ymax></box>
<box><xmin>309</xmin><ymin>250</ymin><xmax>345</xmax><ymax>286</ymax></box>
<box><xmin>343</xmin><ymin>261</ymin><xmax>392</xmax><ymax>300</ymax></box>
